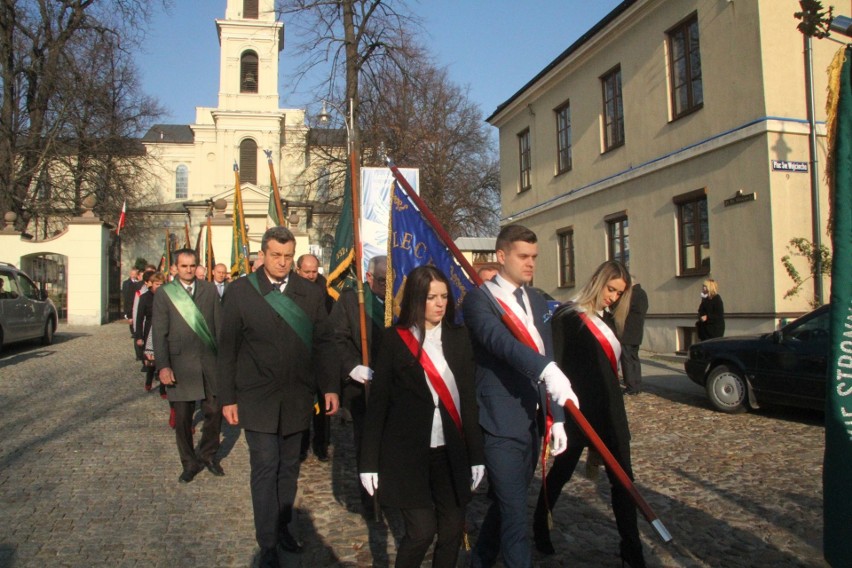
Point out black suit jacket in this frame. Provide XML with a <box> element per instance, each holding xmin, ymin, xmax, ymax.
<box><xmin>620</xmin><ymin>284</ymin><xmax>648</xmax><ymax>346</ymax></box>
<box><xmin>329</xmin><ymin>288</ymin><xmax>384</xmax><ymax>406</ymax></box>
<box><xmin>218</xmin><ymin>272</ymin><xmax>337</xmax><ymax>435</ymax></box>
<box><xmin>134</xmin><ymin>291</ymin><xmax>154</xmax><ymax>343</ymax></box>
<box><xmin>122</xmin><ymin>278</ymin><xmax>143</xmax><ymax>319</ymax></box>
<box><xmin>360</xmin><ymin>323</ymin><xmax>484</xmax><ymax>509</ymax></box>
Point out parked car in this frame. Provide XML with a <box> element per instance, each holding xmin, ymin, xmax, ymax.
<box><xmin>685</xmin><ymin>304</ymin><xmax>829</xmax><ymax>413</ymax></box>
<box><xmin>0</xmin><ymin>262</ymin><xmax>58</xmax><ymax>354</ymax></box>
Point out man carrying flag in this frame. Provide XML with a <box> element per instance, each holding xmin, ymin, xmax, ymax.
<box><xmin>463</xmin><ymin>224</ymin><xmax>578</xmax><ymax>568</ymax></box>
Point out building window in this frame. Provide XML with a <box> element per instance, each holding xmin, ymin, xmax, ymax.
<box><xmin>668</xmin><ymin>14</ymin><xmax>703</xmax><ymax>119</ymax></box>
<box><xmin>606</xmin><ymin>212</ymin><xmax>629</xmax><ymax>267</ymax></box>
<box><xmin>555</xmin><ymin>102</ymin><xmax>572</xmax><ymax>174</ymax></box>
<box><xmin>240</xmin><ymin>139</ymin><xmax>258</xmax><ymax>184</ymax></box>
<box><xmin>674</xmin><ymin>190</ymin><xmax>710</xmax><ymax>274</ymax></box>
<box><xmin>240</xmin><ymin>51</ymin><xmax>259</xmax><ymax>93</ymax></box>
<box><xmin>518</xmin><ymin>128</ymin><xmax>531</xmax><ymax>192</ymax></box>
<box><xmin>243</xmin><ymin>0</ymin><xmax>258</xmax><ymax>19</ymax></box>
<box><xmin>175</xmin><ymin>165</ymin><xmax>188</xmax><ymax>199</ymax></box>
<box><xmin>601</xmin><ymin>66</ymin><xmax>624</xmax><ymax>151</ymax></box>
<box><xmin>557</xmin><ymin>227</ymin><xmax>575</xmax><ymax>287</ymax></box>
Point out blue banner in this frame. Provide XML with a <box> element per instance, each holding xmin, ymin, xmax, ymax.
<box><xmin>389</xmin><ymin>181</ymin><xmax>475</xmax><ymax>324</ymax></box>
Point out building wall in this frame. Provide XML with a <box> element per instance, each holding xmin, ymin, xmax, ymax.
<box><xmin>489</xmin><ymin>0</ymin><xmax>840</xmax><ymax>352</ymax></box>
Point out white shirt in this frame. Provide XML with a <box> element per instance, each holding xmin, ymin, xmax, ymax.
<box><xmin>412</xmin><ymin>325</ymin><xmax>461</xmax><ymax>448</ymax></box>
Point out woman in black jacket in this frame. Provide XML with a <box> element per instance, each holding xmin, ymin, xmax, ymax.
<box><xmin>360</xmin><ymin>265</ymin><xmax>485</xmax><ymax>568</ymax></box>
<box><xmin>134</xmin><ymin>272</ymin><xmax>165</xmax><ymax>395</ymax></box>
<box><xmin>697</xmin><ymin>278</ymin><xmax>725</xmax><ymax>340</ymax></box>
<box><xmin>533</xmin><ymin>260</ymin><xmax>647</xmax><ymax>568</ymax></box>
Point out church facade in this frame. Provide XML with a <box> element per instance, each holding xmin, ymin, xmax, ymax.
<box><xmin>127</xmin><ymin>0</ymin><xmax>338</xmax><ymax>272</ymax></box>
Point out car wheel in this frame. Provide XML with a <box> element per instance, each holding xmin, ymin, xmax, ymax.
<box><xmin>706</xmin><ymin>364</ymin><xmax>747</xmax><ymax>414</ymax></box>
<box><xmin>41</xmin><ymin>319</ymin><xmax>54</xmax><ymax>346</ymax></box>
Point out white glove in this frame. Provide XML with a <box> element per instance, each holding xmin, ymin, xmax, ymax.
<box><xmin>360</xmin><ymin>472</ymin><xmax>378</xmax><ymax>496</ymax></box>
<box><xmin>540</xmin><ymin>362</ymin><xmax>580</xmax><ymax>409</ymax></box>
<box><xmin>550</xmin><ymin>422</ymin><xmax>567</xmax><ymax>456</ymax></box>
<box><xmin>470</xmin><ymin>465</ymin><xmax>485</xmax><ymax>490</ymax></box>
<box><xmin>349</xmin><ymin>365</ymin><xmax>374</xmax><ymax>384</ymax></box>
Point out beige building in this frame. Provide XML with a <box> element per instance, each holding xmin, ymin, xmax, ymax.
<box><xmin>129</xmin><ymin>0</ymin><xmax>340</xmax><ymax>271</ymax></box>
<box><xmin>487</xmin><ymin>0</ymin><xmax>845</xmax><ymax>353</ymax></box>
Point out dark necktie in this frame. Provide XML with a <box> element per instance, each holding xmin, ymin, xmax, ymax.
<box><xmin>514</xmin><ymin>287</ymin><xmax>527</xmax><ymax>313</ymax></box>
<box><xmin>185</xmin><ymin>285</ymin><xmax>193</xmax><ymax>296</ymax></box>
<box><xmin>271</xmin><ymin>281</ymin><xmax>284</xmax><ymax>293</ymax></box>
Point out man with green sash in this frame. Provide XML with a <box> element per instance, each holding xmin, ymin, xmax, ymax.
<box><xmin>152</xmin><ymin>248</ymin><xmax>223</xmax><ymax>484</ymax></box>
<box><xmin>219</xmin><ymin>227</ymin><xmax>339</xmax><ymax>567</ymax></box>
<box><xmin>329</xmin><ymin>254</ymin><xmax>387</xmax><ymax>514</ymax></box>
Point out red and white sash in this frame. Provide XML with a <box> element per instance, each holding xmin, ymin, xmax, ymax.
<box><xmin>578</xmin><ymin>310</ymin><xmax>621</xmax><ymax>375</ymax></box>
<box><xmin>484</xmin><ymin>279</ymin><xmax>545</xmax><ymax>355</ymax></box>
<box><xmin>396</xmin><ymin>327</ymin><xmax>463</xmax><ymax>433</ymax></box>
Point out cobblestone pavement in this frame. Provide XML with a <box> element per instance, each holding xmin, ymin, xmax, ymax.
<box><xmin>0</xmin><ymin>323</ymin><xmax>827</xmax><ymax>567</ymax></box>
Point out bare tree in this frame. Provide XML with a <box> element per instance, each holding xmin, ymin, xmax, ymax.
<box><xmin>361</xmin><ymin>56</ymin><xmax>500</xmax><ymax>237</ymax></box>
<box><xmin>0</xmin><ymin>0</ymin><xmax>163</xmax><ymax>231</ymax></box>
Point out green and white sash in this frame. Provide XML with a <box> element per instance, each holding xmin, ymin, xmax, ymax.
<box><xmin>162</xmin><ymin>281</ymin><xmax>217</xmax><ymax>354</ymax></box>
<box><xmin>248</xmin><ymin>272</ymin><xmax>313</xmax><ymax>349</ymax></box>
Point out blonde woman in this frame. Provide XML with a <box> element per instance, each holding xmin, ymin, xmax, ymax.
<box><xmin>697</xmin><ymin>278</ymin><xmax>725</xmax><ymax>340</ymax></box>
<box><xmin>533</xmin><ymin>260</ymin><xmax>647</xmax><ymax>568</ymax></box>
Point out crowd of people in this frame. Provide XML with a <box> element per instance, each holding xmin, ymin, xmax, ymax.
<box><xmin>119</xmin><ymin>223</ymin><xmax>727</xmax><ymax>568</ymax></box>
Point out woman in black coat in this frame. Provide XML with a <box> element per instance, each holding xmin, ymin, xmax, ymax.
<box><xmin>533</xmin><ymin>260</ymin><xmax>647</xmax><ymax>568</ymax></box>
<box><xmin>134</xmin><ymin>272</ymin><xmax>166</xmax><ymax>395</ymax></box>
<box><xmin>697</xmin><ymin>278</ymin><xmax>725</xmax><ymax>340</ymax></box>
<box><xmin>360</xmin><ymin>266</ymin><xmax>485</xmax><ymax>568</ymax></box>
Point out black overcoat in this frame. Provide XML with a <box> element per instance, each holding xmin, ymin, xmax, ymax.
<box><xmin>360</xmin><ymin>323</ymin><xmax>485</xmax><ymax>509</ymax></box>
<box><xmin>217</xmin><ymin>272</ymin><xmax>337</xmax><ymax>435</ymax></box>
<box><xmin>552</xmin><ymin>305</ymin><xmax>631</xmax><ymax>456</ymax></box>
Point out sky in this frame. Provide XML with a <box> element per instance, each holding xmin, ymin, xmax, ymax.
<box><xmin>136</xmin><ymin>1</ymin><xmax>622</xmax><ymax>127</ymax></box>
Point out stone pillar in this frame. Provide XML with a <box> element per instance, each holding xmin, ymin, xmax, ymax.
<box><xmin>65</xmin><ymin>197</ymin><xmax>111</xmax><ymax>325</ymax></box>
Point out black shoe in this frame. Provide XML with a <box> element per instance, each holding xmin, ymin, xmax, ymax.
<box><xmin>534</xmin><ymin>534</ymin><xmax>556</xmax><ymax>555</ymax></box>
<box><xmin>299</xmin><ymin>452</ymin><xmax>308</xmax><ymax>463</ymax></box>
<box><xmin>203</xmin><ymin>460</ymin><xmax>225</xmax><ymax>476</ymax></box>
<box><xmin>624</xmin><ymin>389</ymin><xmax>641</xmax><ymax>396</ymax></box>
<box><xmin>278</xmin><ymin>529</ymin><xmax>303</xmax><ymax>553</ymax></box>
<box><xmin>258</xmin><ymin>546</ymin><xmax>280</xmax><ymax>568</ymax></box>
<box><xmin>178</xmin><ymin>465</ymin><xmax>202</xmax><ymax>484</ymax></box>
<box><xmin>315</xmin><ymin>451</ymin><xmax>329</xmax><ymax>462</ymax></box>
<box><xmin>619</xmin><ymin>541</ymin><xmax>646</xmax><ymax>568</ymax></box>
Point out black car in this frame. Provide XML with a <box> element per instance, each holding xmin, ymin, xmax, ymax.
<box><xmin>685</xmin><ymin>304</ymin><xmax>829</xmax><ymax>413</ymax></box>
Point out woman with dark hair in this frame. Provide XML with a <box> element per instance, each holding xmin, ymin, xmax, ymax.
<box><xmin>532</xmin><ymin>260</ymin><xmax>647</xmax><ymax>568</ymax></box>
<box><xmin>135</xmin><ymin>272</ymin><xmax>166</xmax><ymax>396</ymax></box>
<box><xmin>360</xmin><ymin>265</ymin><xmax>485</xmax><ymax>568</ymax></box>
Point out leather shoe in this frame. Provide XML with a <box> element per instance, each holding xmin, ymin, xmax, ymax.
<box><xmin>315</xmin><ymin>451</ymin><xmax>329</xmax><ymax>462</ymax></box>
<box><xmin>178</xmin><ymin>465</ymin><xmax>202</xmax><ymax>484</ymax></box>
<box><xmin>203</xmin><ymin>460</ymin><xmax>225</xmax><ymax>476</ymax></box>
<box><xmin>258</xmin><ymin>546</ymin><xmax>280</xmax><ymax>568</ymax></box>
<box><xmin>278</xmin><ymin>529</ymin><xmax>303</xmax><ymax>553</ymax></box>
<box><xmin>534</xmin><ymin>534</ymin><xmax>556</xmax><ymax>555</ymax></box>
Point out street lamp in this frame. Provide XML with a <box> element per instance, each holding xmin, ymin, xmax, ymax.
<box><xmin>317</xmin><ymin>99</ymin><xmax>354</xmax><ymax>153</ymax></box>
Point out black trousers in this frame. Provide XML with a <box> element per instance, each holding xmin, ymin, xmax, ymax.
<box><xmin>621</xmin><ymin>344</ymin><xmax>642</xmax><ymax>391</ymax></box>
<box><xmin>533</xmin><ymin>432</ymin><xmax>642</xmax><ymax>559</ymax></box>
<box><xmin>245</xmin><ymin>429</ymin><xmax>302</xmax><ymax>549</ymax></box>
<box><xmin>300</xmin><ymin>394</ymin><xmax>329</xmax><ymax>457</ymax></box>
<box><xmin>172</xmin><ymin>373</ymin><xmax>221</xmax><ymax>471</ymax></box>
<box><xmin>396</xmin><ymin>447</ymin><xmax>466</xmax><ymax>568</ymax></box>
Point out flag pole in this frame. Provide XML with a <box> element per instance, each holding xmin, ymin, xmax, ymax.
<box><xmin>265</xmin><ymin>149</ymin><xmax>286</xmax><ymax>226</ymax></box>
<box><xmin>386</xmin><ymin>156</ymin><xmax>672</xmax><ymax>544</ymax></box>
<box><xmin>206</xmin><ymin>213</ymin><xmax>214</xmax><ymax>281</ymax></box>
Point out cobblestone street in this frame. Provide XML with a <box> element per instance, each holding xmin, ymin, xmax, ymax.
<box><xmin>0</xmin><ymin>323</ymin><xmax>826</xmax><ymax>567</ymax></box>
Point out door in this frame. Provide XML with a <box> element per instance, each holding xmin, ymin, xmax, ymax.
<box><xmin>752</xmin><ymin>307</ymin><xmax>829</xmax><ymax>408</ymax></box>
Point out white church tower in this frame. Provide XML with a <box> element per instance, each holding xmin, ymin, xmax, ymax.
<box><xmin>139</xmin><ymin>0</ymin><xmax>310</xmax><ymax>264</ymax></box>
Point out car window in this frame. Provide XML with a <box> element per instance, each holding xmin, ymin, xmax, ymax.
<box><xmin>786</xmin><ymin>311</ymin><xmax>829</xmax><ymax>343</ymax></box>
<box><xmin>0</xmin><ymin>273</ymin><xmax>20</xmax><ymax>299</ymax></box>
<box><xmin>18</xmin><ymin>274</ymin><xmax>40</xmax><ymax>300</ymax></box>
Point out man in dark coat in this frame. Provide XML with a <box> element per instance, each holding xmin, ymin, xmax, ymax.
<box><xmin>328</xmin><ymin>255</ymin><xmax>386</xmax><ymax>512</ymax></box>
<box><xmin>295</xmin><ymin>253</ymin><xmax>333</xmax><ymax>462</ymax></box>
<box><xmin>212</xmin><ymin>263</ymin><xmax>229</xmax><ymax>300</ymax></box>
<box><xmin>152</xmin><ymin>249</ymin><xmax>223</xmax><ymax>483</ymax></box>
<box><xmin>219</xmin><ymin>227</ymin><xmax>339</xmax><ymax>568</ymax></box>
<box><xmin>620</xmin><ymin>278</ymin><xmax>648</xmax><ymax>395</ymax></box>
<box><xmin>463</xmin><ymin>225</ymin><xmax>577</xmax><ymax>568</ymax></box>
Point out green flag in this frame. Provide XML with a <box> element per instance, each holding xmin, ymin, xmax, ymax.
<box><xmin>824</xmin><ymin>45</ymin><xmax>852</xmax><ymax>565</ymax></box>
<box><xmin>231</xmin><ymin>163</ymin><xmax>250</xmax><ymax>276</ymax></box>
<box><xmin>326</xmin><ymin>164</ymin><xmax>356</xmax><ymax>299</ymax></box>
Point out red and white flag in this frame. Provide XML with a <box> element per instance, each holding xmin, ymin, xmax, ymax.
<box><xmin>117</xmin><ymin>200</ymin><xmax>127</xmax><ymax>235</ymax></box>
